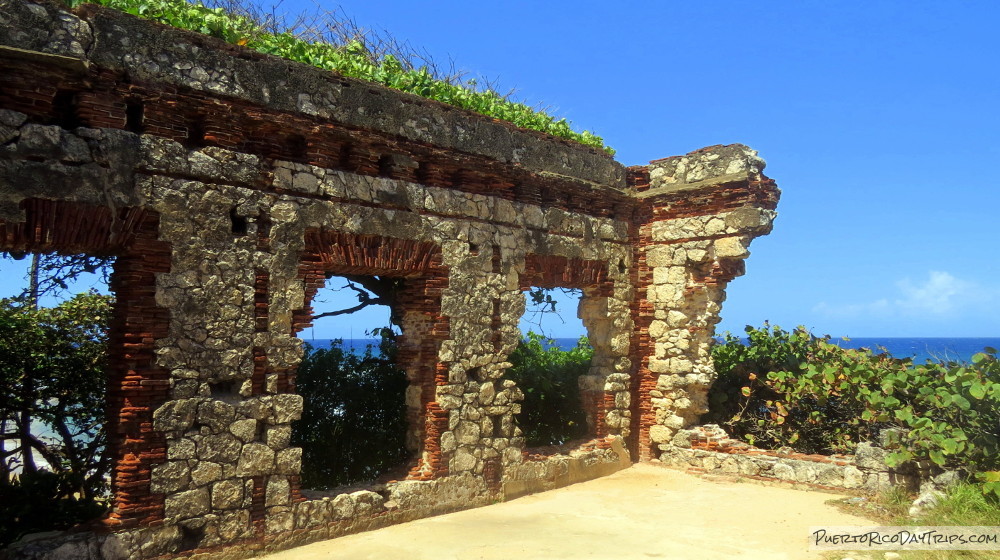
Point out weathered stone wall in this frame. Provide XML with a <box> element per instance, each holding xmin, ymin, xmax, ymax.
<box><xmin>0</xmin><ymin>1</ymin><xmax>779</xmax><ymax>558</ymax></box>
<box><xmin>628</xmin><ymin>146</ymin><xmax>779</xmax><ymax>460</ymax></box>
<box><xmin>661</xmin><ymin>425</ymin><xmax>928</xmax><ymax>493</ymax></box>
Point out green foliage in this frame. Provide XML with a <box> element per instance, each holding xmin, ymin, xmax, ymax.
<box><xmin>65</xmin><ymin>0</ymin><xmax>614</xmax><ymax>154</ymax></box>
<box><xmin>291</xmin><ymin>336</ymin><xmax>408</xmax><ymax>489</ymax></box>
<box><xmin>507</xmin><ymin>332</ymin><xmax>593</xmax><ymax>447</ymax></box>
<box><xmin>0</xmin><ymin>471</ymin><xmax>108</xmax><ymax>547</ymax></box>
<box><xmin>0</xmin><ymin>292</ymin><xmax>112</xmax><ymax>546</ymax></box>
<box><xmin>707</xmin><ymin>324</ymin><xmax>883</xmax><ymax>453</ymax></box>
<box><xmin>709</xmin><ymin>324</ymin><xmax>1000</xmax><ymax>496</ymax></box>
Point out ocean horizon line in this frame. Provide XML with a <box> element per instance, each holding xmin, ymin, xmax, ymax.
<box><xmin>299</xmin><ymin>336</ymin><xmax>1000</xmax><ymax>365</ymax></box>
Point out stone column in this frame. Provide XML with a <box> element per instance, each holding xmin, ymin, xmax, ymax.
<box><xmin>632</xmin><ymin>144</ymin><xmax>779</xmax><ymax>460</ymax></box>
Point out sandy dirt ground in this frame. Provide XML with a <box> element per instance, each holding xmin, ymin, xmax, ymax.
<box><xmin>259</xmin><ymin>463</ymin><xmax>874</xmax><ymax>560</ymax></box>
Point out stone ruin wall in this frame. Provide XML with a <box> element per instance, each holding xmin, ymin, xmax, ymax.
<box><xmin>0</xmin><ymin>1</ymin><xmax>778</xmax><ymax>558</ymax></box>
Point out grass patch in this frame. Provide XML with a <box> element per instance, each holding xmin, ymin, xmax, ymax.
<box><xmin>829</xmin><ymin>483</ymin><xmax>1000</xmax><ymax>560</ymax></box>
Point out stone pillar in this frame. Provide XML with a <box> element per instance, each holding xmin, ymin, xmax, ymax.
<box><xmin>631</xmin><ymin>145</ymin><xmax>779</xmax><ymax>460</ymax></box>
<box><xmin>436</xmin><ymin>236</ymin><xmax>525</xmax><ymax>478</ymax></box>
<box><xmin>145</xmin><ymin>171</ymin><xmax>303</xmax><ymax>547</ymax></box>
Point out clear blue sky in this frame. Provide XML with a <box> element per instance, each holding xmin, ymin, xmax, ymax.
<box><xmin>3</xmin><ymin>1</ymin><xmax>998</xmax><ymax>339</ymax></box>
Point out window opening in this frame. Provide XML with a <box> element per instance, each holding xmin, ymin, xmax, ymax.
<box><xmin>0</xmin><ymin>251</ymin><xmax>115</xmax><ymax>547</ymax></box>
<box><xmin>510</xmin><ymin>287</ymin><xmax>593</xmax><ymax>448</ymax></box>
<box><xmin>124</xmin><ymin>98</ymin><xmax>144</xmax><ymax>134</ymax></box>
<box><xmin>291</xmin><ymin>273</ymin><xmax>409</xmax><ymax>492</ymax></box>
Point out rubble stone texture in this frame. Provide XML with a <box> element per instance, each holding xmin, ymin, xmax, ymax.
<box><xmin>662</xmin><ymin>425</ymin><xmax>927</xmax><ymax>492</ymax></box>
<box><xmin>0</xmin><ymin>1</ymin><xmax>778</xmax><ymax>558</ymax></box>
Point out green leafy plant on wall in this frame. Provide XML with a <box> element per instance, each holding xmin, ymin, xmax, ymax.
<box><xmin>62</xmin><ymin>0</ymin><xmax>615</xmax><ymax>155</ymax></box>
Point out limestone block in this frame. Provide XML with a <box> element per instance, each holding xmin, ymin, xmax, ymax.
<box><xmin>854</xmin><ymin>442</ymin><xmax>888</xmax><ymax>471</ymax></box>
<box><xmin>150</xmin><ymin>461</ymin><xmax>190</xmax><ymax>494</ymax></box>
<box><xmin>164</xmin><ymin>487</ymin><xmax>210</xmax><ymax>520</ymax></box>
<box><xmin>275</xmin><ymin>447</ymin><xmax>302</xmax><ymax>474</ymax></box>
<box><xmin>686</xmin><ymin>248</ymin><xmax>708</xmax><ymax>263</ymax></box>
<box><xmin>265</xmin><ymin>511</ymin><xmax>294</xmax><ymax>535</ymax></box>
<box><xmin>645</xmin><ymin>247</ymin><xmax>674</xmax><ymax>268</ymax></box>
<box><xmin>330</xmin><ymin>494</ymin><xmax>355</xmax><ymax>519</ymax></box>
<box><xmin>266</xmin><ymin>425</ymin><xmax>291</xmax><ymax>450</ymax></box>
<box><xmin>793</xmin><ymin>463</ymin><xmax>818</xmax><ymax>483</ymax></box>
<box><xmin>266</xmin><ymin>477</ymin><xmax>290</xmax><ymax>507</ymax></box>
<box><xmin>648</xmin><ymin>359</ymin><xmax>671</xmax><ymax>373</ymax></box>
<box><xmin>19</xmin><ymin>124</ymin><xmax>91</xmax><ymax>163</ymax></box>
<box><xmin>648</xmin><ymin>320</ymin><xmax>668</xmax><ymax>339</ymax></box>
<box><xmin>454</xmin><ymin>421</ymin><xmax>481</xmax><ymax>445</ymax></box>
<box><xmin>609</xmin><ymin>334</ymin><xmax>631</xmax><ymax>355</ymax></box>
<box><xmin>190</xmin><ymin>462</ymin><xmax>222</xmax><ymax>487</ymax></box>
<box><xmin>197</xmin><ymin>400</ymin><xmax>235</xmax><ymax>432</ymax></box>
<box><xmin>440</xmin><ymin>431</ymin><xmax>457</xmax><ymax>453</ymax></box>
<box><xmin>815</xmin><ymin>465</ymin><xmax>845</xmax><ymax>486</ymax></box>
<box><xmin>614</xmin><ymin>392</ymin><xmax>630</xmax><ymax>409</ymax></box>
<box><xmin>714</xmin><ymin>237</ymin><xmax>749</xmax><ymax>259</ymax></box>
<box><xmin>197</xmin><ymin>434</ymin><xmax>242</xmax><ymax>463</ymax></box>
<box><xmin>649</xmin><ymin>425</ymin><xmax>673</xmax><ymax>444</ymax></box>
<box><xmin>350</xmin><ymin>491</ymin><xmax>385</xmax><ymax>516</ymax></box>
<box><xmin>167</xmin><ymin>438</ymin><xmax>197</xmax><ymax>460</ymax></box>
<box><xmin>478</xmin><ymin>382</ymin><xmax>495</xmax><ymax>405</ymax></box>
<box><xmin>772</xmin><ymin>462</ymin><xmax>796</xmax><ymax>481</ymax></box>
<box><xmin>452</xmin><ymin>447</ymin><xmax>477</xmax><ymax>472</ymax></box>
<box><xmin>667</xmin><ymin>310</ymin><xmax>689</xmax><ymax>327</ymax></box>
<box><xmin>271</xmin><ymin>394</ymin><xmax>303</xmax><ymax>423</ymax></box>
<box><xmin>153</xmin><ymin>399</ymin><xmax>199</xmax><ymax>432</ymax></box>
<box><xmin>229</xmin><ymin>419</ymin><xmax>256</xmax><ymax>443</ymax></box>
<box><xmin>211</xmin><ymin>479</ymin><xmax>243</xmax><ymax>510</ymax></box>
<box><xmin>217</xmin><ymin>510</ymin><xmax>250</xmax><ymax>543</ymax></box>
<box><xmin>662</xmin><ymin>415</ymin><xmax>684</xmax><ymax>430</ymax></box>
<box><xmin>236</xmin><ymin>443</ymin><xmax>275</xmax><ymax>476</ymax></box>
<box><xmin>724</xmin><ymin>207</ymin><xmax>771</xmax><ymax>231</ymax></box>
<box><xmin>704</xmin><ymin>217</ymin><xmax>725</xmax><ymax>235</ymax></box>
<box><xmin>843</xmin><ymin>466</ymin><xmax>864</xmax><ymax>489</ymax></box>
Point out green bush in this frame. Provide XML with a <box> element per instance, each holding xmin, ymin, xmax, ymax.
<box><xmin>0</xmin><ymin>471</ymin><xmax>108</xmax><ymax>547</ymax></box>
<box><xmin>708</xmin><ymin>324</ymin><xmax>1000</xmax><ymax>495</ymax></box>
<box><xmin>507</xmin><ymin>332</ymin><xmax>593</xmax><ymax>447</ymax></box>
<box><xmin>0</xmin><ymin>292</ymin><xmax>112</xmax><ymax>546</ymax></box>
<box><xmin>291</xmin><ymin>336</ymin><xmax>408</xmax><ymax>489</ymax></box>
<box><xmin>64</xmin><ymin>0</ymin><xmax>614</xmax><ymax>154</ymax></box>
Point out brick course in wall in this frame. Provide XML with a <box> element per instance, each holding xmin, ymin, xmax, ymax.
<box><xmin>0</xmin><ymin>2</ymin><xmax>779</xmax><ymax>558</ymax></box>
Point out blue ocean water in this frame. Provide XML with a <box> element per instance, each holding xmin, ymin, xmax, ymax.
<box><xmin>825</xmin><ymin>337</ymin><xmax>999</xmax><ymax>364</ymax></box>
<box><xmin>301</xmin><ymin>337</ymin><xmax>1000</xmax><ymax>365</ymax></box>
<box><xmin>300</xmin><ymin>337</ymin><xmax>586</xmax><ymax>355</ymax></box>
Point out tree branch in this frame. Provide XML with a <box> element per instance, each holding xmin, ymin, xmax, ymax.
<box><xmin>312</xmin><ymin>298</ymin><xmax>387</xmax><ymax>320</ymax></box>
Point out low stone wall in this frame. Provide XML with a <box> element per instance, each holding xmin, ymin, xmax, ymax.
<box><xmin>503</xmin><ymin>436</ymin><xmax>632</xmax><ymax>499</ymax></box>
<box><xmin>659</xmin><ymin>425</ymin><xmax>927</xmax><ymax>492</ymax></box>
<box><xmin>5</xmin><ymin>440</ymin><xmax>630</xmax><ymax>560</ymax></box>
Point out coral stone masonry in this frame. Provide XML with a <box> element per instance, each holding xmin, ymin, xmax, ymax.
<box><xmin>0</xmin><ymin>0</ymin><xmax>778</xmax><ymax>558</ymax></box>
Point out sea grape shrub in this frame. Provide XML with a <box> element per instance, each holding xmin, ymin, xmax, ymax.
<box><xmin>507</xmin><ymin>332</ymin><xmax>593</xmax><ymax>447</ymax></box>
<box><xmin>706</xmin><ymin>324</ymin><xmax>895</xmax><ymax>454</ymax></box>
<box><xmin>708</xmin><ymin>324</ymin><xmax>1000</xmax><ymax>491</ymax></box>
<box><xmin>879</xmin><ymin>353</ymin><xmax>1000</xmax><ymax>475</ymax></box>
<box><xmin>291</xmin><ymin>336</ymin><xmax>408</xmax><ymax>489</ymax></box>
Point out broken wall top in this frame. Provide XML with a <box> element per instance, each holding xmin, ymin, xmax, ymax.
<box><xmin>0</xmin><ymin>0</ymin><xmax>626</xmax><ymax>191</ymax></box>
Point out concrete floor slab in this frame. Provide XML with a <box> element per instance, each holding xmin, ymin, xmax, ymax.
<box><xmin>259</xmin><ymin>463</ymin><xmax>874</xmax><ymax>560</ymax></box>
